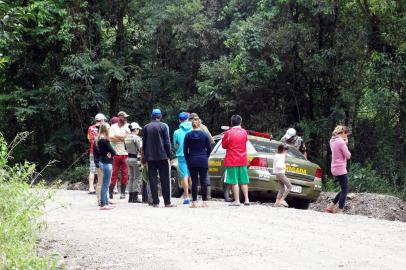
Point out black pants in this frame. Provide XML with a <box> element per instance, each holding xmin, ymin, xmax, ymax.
<box><xmin>333</xmin><ymin>174</ymin><xmax>349</xmax><ymax>209</ymax></box>
<box><xmin>190</xmin><ymin>167</ymin><xmax>208</xmax><ymax>202</ymax></box>
<box><xmin>147</xmin><ymin>160</ymin><xmax>171</xmax><ymax>205</ymax></box>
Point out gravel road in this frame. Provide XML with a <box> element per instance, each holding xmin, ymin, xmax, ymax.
<box><xmin>40</xmin><ymin>190</ymin><xmax>406</xmax><ymax>270</ymax></box>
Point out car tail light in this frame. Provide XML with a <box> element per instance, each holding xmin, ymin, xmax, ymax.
<box><xmin>249</xmin><ymin>157</ymin><xmax>269</xmax><ymax>170</ymax></box>
<box><xmin>315</xmin><ymin>168</ymin><xmax>322</xmax><ymax>178</ymax></box>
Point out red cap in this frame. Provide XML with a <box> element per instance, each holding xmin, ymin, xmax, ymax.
<box><xmin>111</xmin><ymin>116</ymin><xmax>119</xmax><ymax>124</ymax></box>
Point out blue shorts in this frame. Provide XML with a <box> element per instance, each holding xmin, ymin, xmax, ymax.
<box><xmin>178</xmin><ymin>157</ymin><xmax>190</xmax><ymax>177</ymax></box>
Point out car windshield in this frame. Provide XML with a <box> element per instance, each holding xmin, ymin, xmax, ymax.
<box><xmin>250</xmin><ymin>140</ymin><xmax>306</xmax><ymax>160</ymax></box>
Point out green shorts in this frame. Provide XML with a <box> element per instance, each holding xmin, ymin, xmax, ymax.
<box><xmin>225</xmin><ymin>166</ymin><xmax>249</xmax><ymax>185</ymax></box>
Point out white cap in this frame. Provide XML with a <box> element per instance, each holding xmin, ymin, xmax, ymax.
<box><xmin>129</xmin><ymin>122</ymin><xmax>142</xmax><ymax>130</ymax></box>
<box><xmin>95</xmin><ymin>113</ymin><xmax>107</xmax><ymax>121</ymax></box>
<box><xmin>283</xmin><ymin>128</ymin><xmax>296</xmax><ymax>140</ymax></box>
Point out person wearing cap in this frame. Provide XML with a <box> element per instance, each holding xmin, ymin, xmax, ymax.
<box><xmin>281</xmin><ymin>128</ymin><xmax>307</xmax><ymax>159</ymax></box>
<box><xmin>142</xmin><ymin>109</ymin><xmax>175</xmax><ymax>207</ymax></box>
<box><xmin>173</xmin><ymin>112</ymin><xmax>193</xmax><ymax>204</ymax></box>
<box><xmin>109</xmin><ymin>111</ymin><xmax>131</xmax><ymax>199</ymax></box>
<box><xmin>222</xmin><ymin>115</ymin><xmax>250</xmax><ymax>206</ymax></box>
<box><xmin>109</xmin><ymin>116</ymin><xmax>120</xmax><ymax>194</ymax></box>
<box><xmin>124</xmin><ymin>122</ymin><xmax>143</xmax><ymax>203</ymax></box>
<box><xmin>87</xmin><ymin>113</ymin><xmax>107</xmax><ymax>194</ymax></box>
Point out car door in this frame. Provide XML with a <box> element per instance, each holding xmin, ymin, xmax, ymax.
<box><xmin>208</xmin><ymin>139</ymin><xmax>226</xmax><ymax>191</ymax></box>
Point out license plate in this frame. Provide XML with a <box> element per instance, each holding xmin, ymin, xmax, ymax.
<box><xmin>291</xmin><ymin>185</ymin><xmax>302</xmax><ymax>193</ymax></box>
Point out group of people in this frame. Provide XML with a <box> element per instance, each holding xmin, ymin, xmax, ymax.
<box><xmin>87</xmin><ymin>109</ymin><xmax>352</xmax><ymax>213</ymax></box>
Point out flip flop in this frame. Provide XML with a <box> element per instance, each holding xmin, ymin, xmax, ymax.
<box><xmin>244</xmin><ymin>202</ymin><xmax>250</xmax><ymax>206</ymax></box>
<box><xmin>229</xmin><ymin>202</ymin><xmax>241</xmax><ymax>206</ymax></box>
<box><xmin>88</xmin><ymin>191</ymin><xmax>96</xmax><ymax>195</ymax></box>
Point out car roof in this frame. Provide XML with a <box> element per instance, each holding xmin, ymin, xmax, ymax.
<box><xmin>213</xmin><ymin>133</ymin><xmax>277</xmax><ymax>143</ymax></box>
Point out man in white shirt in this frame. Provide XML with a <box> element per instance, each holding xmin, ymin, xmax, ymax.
<box><xmin>109</xmin><ymin>111</ymin><xmax>130</xmax><ymax>199</ymax></box>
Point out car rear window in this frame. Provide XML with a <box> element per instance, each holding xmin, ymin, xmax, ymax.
<box><xmin>250</xmin><ymin>140</ymin><xmax>306</xmax><ymax>160</ymax></box>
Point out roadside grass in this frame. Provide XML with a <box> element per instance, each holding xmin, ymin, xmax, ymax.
<box><xmin>0</xmin><ymin>132</ymin><xmax>57</xmax><ymax>269</ymax></box>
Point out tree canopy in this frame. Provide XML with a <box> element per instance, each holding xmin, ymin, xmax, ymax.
<box><xmin>0</xmin><ymin>0</ymin><xmax>405</xmax><ymax>194</ymax></box>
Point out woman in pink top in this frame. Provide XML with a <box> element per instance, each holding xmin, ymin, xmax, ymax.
<box><xmin>326</xmin><ymin>125</ymin><xmax>351</xmax><ymax>214</ymax></box>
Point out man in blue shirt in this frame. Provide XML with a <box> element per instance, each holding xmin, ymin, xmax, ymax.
<box><xmin>173</xmin><ymin>112</ymin><xmax>193</xmax><ymax>204</ymax></box>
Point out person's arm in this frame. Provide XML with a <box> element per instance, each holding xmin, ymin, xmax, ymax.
<box><xmin>106</xmin><ymin>140</ymin><xmax>116</xmax><ymax>157</ymax></box>
<box><xmin>341</xmin><ymin>141</ymin><xmax>351</xmax><ymax>160</ymax></box>
<box><xmin>110</xmin><ymin>125</ymin><xmax>128</xmax><ymax>142</ymax></box>
<box><xmin>202</xmin><ymin>125</ymin><xmax>215</xmax><ymax>145</ymax></box>
<box><xmin>205</xmin><ymin>135</ymin><xmax>212</xmax><ymax>157</ymax></box>
<box><xmin>173</xmin><ymin>131</ymin><xmax>178</xmax><ymax>149</ymax></box>
<box><xmin>300</xmin><ymin>139</ymin><xmax>308</xmax><ymax>159</ymax></box>
<box><xmin>162</xmin><ymin>125</ymin><xmax>171</xmax><ymax>159</ymax></box>
<box><xmin>134</xmin><ymin>136</ymin><xmax>142</xmax><ymax>153</ymax></box>
<box><xmin>183</xmin><ymin>135</ymin><xmax>190</xmax><ymax>164</ymax></box>
<box><xmin>93</xmin><ymin>140</ymin><xmax>100</xmax><ymax>168</ymax></box>
<box><xmin>87</xmin><ymin>127</ymin><xmax>91</xmax><ymax>142</ymax></box>
<box><xmin>142</xmin><ymin>128</ymin><xmax>148</xmax><ymax>163</ymax></box>
<box><xmin>221</xmin><ymin>131</ymin><xmax>229</xmax><ymax>149</ymax></box>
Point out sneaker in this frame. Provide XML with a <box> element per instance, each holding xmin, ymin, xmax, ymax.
<box><xmin>183</xmin><ymin>198</ymin><xmax>190</xmax><ymax>205</ymax></box>
<box><xmin>100</xmin><ymin>205</ymin><xmax>113</xmax><ymax>210</ymax></box>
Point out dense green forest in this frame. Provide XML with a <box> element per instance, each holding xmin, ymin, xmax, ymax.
<box><xmin>0</xmin><ymin>0</ymin><xmax>405</xmax><ymax>195</ymax></box>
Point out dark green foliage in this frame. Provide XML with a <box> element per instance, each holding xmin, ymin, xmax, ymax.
<box><xmin>0</xmin><ymin>1</ymin><xmax>405</xmax><ymax>197</ymax></box>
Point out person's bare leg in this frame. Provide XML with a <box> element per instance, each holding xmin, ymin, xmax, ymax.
<box><xmin>240</xmin><ymin>184</ymin><xmax>249</xmax><ymax>204</ymax></box>
<box><xmin>231</xmin><ymin>184</ymin><xmax>240</xmax><ymax>204</ymax></box>
<box><xmin>88</xmin><ymin>173</ymin><xmax>95</xmax><ymax>192</ymax></box>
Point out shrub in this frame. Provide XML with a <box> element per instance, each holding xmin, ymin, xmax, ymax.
<box><xmin>0</xmin><ymin>133</ymin><xmax>56</xmax><ymax>269</ymax></box>
<box><xmin>58</xmin><ymin>164</ymin><xmax>89</xmax><ymax>183</ymax></box>
<box><xmin>324</xmin><ymin>162</ymin><xmax>404</xmax><ymax>199</ymax></box>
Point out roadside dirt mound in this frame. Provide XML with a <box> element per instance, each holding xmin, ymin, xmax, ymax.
<box><xmin>59</xmin><ymin>181</ymin><xmax>87</xmax><ymax>191</ymax></box>
<box><xmin>310</xmin><ymin>192</ymin><xmax>406</xmax><ymax>222</ymax></box>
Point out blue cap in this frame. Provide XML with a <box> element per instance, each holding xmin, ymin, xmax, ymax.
<box><xmin>179</xmin><ymin>112</ymin><xmax>188</xmax><ymax>121</ymax></box>
<box><xmin>152</xmin><ymin>108</ymin><xmax>162</xmax><ymax>117</ymax></box>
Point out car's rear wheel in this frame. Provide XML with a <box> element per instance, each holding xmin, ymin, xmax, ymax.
<box><xmin>171</xmin><ymin>169</ymin><xmax>183</xmax><ymax>198</ymax></box>
<box><xmin>223</xmin><ymin>183</ymin><xmax>234</xmax><ymax>202</ymax></box>
<box><xmin>292</xmin><ymin>198</ymin><xmax>311</xmax><ymax>209</ymax></box>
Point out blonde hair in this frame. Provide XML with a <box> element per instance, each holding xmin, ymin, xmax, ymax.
<box><xmin>192</xmin><ymin>117</ymin><xmax>201</xmax><ymax>129</ymax></box>
<box><xmin>332</xmin><ymin>125</ymin><xmax>349</xmax><ymax>136</ymax></box>
<box><xmin>97</xmin><ymin>123</ymin><xmax>110</xmax><ymax>141</ymax></box>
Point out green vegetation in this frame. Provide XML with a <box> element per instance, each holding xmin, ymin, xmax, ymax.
<box><xmin>0</xmin><ymin>133</ymin><xmax>55</xmax><ymax>269</ymax></box>
<box><xmin>0</xmin><ymin>1</ymin><xmax>405</xmax><ymax>198</ymax></box>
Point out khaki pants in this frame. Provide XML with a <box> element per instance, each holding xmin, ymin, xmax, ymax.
<box><xmin>96</xmin><ymin>167</ymin><xmax>104</xmax><ymax>205</ymax></box>
<box><xmin>127</xmin><ymin>158</ymin><xmax>142</xmax><ymax>193</ymax></box>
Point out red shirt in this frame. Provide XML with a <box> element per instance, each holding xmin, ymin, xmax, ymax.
<box><xmin>222</xmin><ymin>126</ymin><xmax>248</xmax><ymax>167</ymax></box>
<box><xmin>87</xmin><ymin>124</ymin><xmax>98</xmax><ymax>155</ymax></box>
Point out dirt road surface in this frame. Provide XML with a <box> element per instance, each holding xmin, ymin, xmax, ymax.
<box><xmin>40</xmin><ymin>190</ymin><xmax>406</xmax><ymax>270</ymax></box>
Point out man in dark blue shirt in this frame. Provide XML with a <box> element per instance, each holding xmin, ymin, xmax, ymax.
<box><xmin>142</xmin><ymin>109</ymin><xmax>175</xmax><ymax>207</ymax></box>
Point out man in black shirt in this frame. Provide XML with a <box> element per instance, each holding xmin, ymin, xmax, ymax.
<box><xmin>142</xmin><ymin>109</ymin><xmax>175</xmax><ymax>207</ymax></box>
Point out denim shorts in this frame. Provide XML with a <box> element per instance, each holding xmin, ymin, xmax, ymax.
<box><xmin>178</xmin><ymin>156</ymin><xmax>190</xmax><ymax>177</ymax></box>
